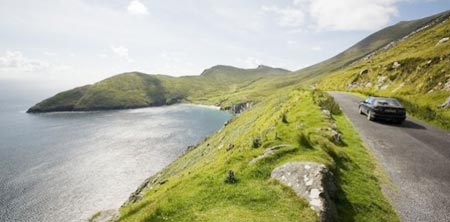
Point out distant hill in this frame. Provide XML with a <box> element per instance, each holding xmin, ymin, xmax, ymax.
<box><xmin>294</xmin><ymin>10</ymin><xmax>450</xmax><ymax>81</ymax></box>
<box><xmin>27</xmin><ymin>65</ymin><xmax>290</xmax><ymax>113</ymax></box>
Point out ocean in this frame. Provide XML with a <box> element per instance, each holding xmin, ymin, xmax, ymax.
<box><xmin>0</xmin><ymin>93</ymin><xmax>231</xmax><ymax>222</ymax></box>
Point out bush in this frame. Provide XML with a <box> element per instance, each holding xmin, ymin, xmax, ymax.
<box><xmin>252</xmin><ymin>137</ymin><xmax>262</xmax><ymax>148</ymax></box>
<box><xmin>224</xmin><ymin>170</ymin><xmax>237</xmax><ymax>184</ymax></box>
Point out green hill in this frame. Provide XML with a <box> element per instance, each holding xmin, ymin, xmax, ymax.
<box><xmin>317</xmin><ymin>10</ymin><xmax>450</xmax><ymax>129</ymax></box>
<box><xmin>294</xmin><ymin>10</ymin><xmax>450</xmax><ymax>82</ymax></box>
<box><xmin>27</xmin><ymin>65</ymin><xmax>290</xmax><ymax>113</ymax></box>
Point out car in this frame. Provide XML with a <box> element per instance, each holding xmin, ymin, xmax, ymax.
<box><xmin>359</xmin><ymin>96</ymin><xmax>406</xmax><ymax>124</ymax></box>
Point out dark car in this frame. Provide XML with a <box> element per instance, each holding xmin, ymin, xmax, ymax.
<box><xmin>359</xmin><ymin>97</ymin><xmax>406</xmax><ymax>123</ymax></box>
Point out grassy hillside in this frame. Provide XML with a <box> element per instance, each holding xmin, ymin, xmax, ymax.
<box><xmin>27</xmin><ymin>65</ymin><xmax>290</xmax><ymax>113</ymax></box>
<box><xmin>294</xmin><ymin>10</ymin><xmax>450</xmax><ymax>82</ymax></box>
<box><xmin>115</xmin><ymin>89</ymin><xmax>398</xmax><ymax>222</ymax></box>
<box><xmin>317</xmin><ymin>12</ymin><xmax>450</xmax><ymax>130</ymax></box>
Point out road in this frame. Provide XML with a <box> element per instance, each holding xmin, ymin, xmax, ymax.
<box><xmin>329</xmin><ymin>92</ymin><xmax>450</xmax><ymax>222</ymax></box>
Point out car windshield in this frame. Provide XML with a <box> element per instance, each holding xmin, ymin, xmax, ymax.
<box><xmin>374</xmin><ymin>99</ymin><xmax>401</xmax><ymax>107</ymax></box>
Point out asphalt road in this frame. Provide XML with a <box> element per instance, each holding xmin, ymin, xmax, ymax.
<box><xmin>329</xmin><ymin>92</ymin><xmax>450</xmax><ymax>222</ymax></box>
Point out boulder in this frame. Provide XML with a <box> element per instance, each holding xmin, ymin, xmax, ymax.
<box><xmin>226</xmin><ymin>144</ymin><xmax>235</xmax><ymax>151</ymax></box>
<box><xmin>436</xmin><ymin>37</ymin><xmax>449</xmax><ymax>46</ymax></box>
<box><xmin>392</xmin><ymin>61</ymin><xmax>401</xmax><ymax>69</ymax></box>
<box><xmin>322</xmin><ymin>109</ymin><xmax>332</xmax><ymax>119</ymax></box>
<box><xmin>271</xmin><ymin>162</ymin><xmax>337</xmax><ymax>222</ymax></box>
<box><xmin>359</xmin><ymin>69</ymin><xmax>369</xmax><ymax>76</ymax></box>
<box><xmin>440</xmin><ymin>96</ymin><xmax>450</xmax><ymax>109</ymax></box>
<box><xmin>330</xmin><ymin>129</ymin><xmax>343</xmax><ymax>145</ymax></box>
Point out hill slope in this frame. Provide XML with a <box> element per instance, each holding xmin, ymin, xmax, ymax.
<box><xmin>294</xmin><ymin>10</ymin><xmax>450</xmax><ymax>82</ymax></box>
<box><xmin>27</xmin><ymin>65</ymin><xmax>290</xmax><ymax>113</ymax></box>
<box><xmin>317</xmin><ymin>11</ymin><xmax>450</xmax><ymax>129</ymax></box>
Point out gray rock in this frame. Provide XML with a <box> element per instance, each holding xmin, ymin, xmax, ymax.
<box><xmin>436</xmin><ymin>37</ymin><xmax>449</xmax><ymax>46</ymax></box>
<box><xmin>271</xmin><ymin>162</ymin><xmax>337</xmax><ymax>222</ymax></box>
<box><xmin>226</xmin><ymin>144</ymin><xmax>235</xmax><ymax>151</ymax></box>
<box><xmin>444</xmin><ymin>79</ymin><xmax>450</xmax><ymax>91</ymax></box>
<box><xmin>392</xmin><ymin>83</ymin><xmax>405</xmax><ymax>92</ymax></box>
<box><xmin>322</xmin><ymin>109</ymin><xmax>332</xmax><ymax>119</ymax></box>
<box><xmin>440</xmin><ymin>96</ymin><xmax>450</xmax><ymax>109</ymax></box>
<box><xmin>330</xmin><ymin>129</ymin><xmax>343</xmax><ymax>145</ymax></box>
<box><xmin>222</xmin><ymin>102</ymin><xmax>253</xmax><ymax>114</ymax></box>
<box><xmin>249</xmin><ymin>144</ymin><xmax>290</xmax><ymax>165</ymax></box>
<box><xmin>392</xmin><ymin>61</ymin><xmax>401</xmax><ymax>69</ymax></box>
<box><xmin>359</xmin><ymin>69</ymin><xmax>369</xmax><ymax>76</ymax></box>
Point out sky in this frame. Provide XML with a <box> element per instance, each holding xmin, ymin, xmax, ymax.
<box><xmin>1</xmin><ymin>0</ymin><xmax>450</xmax><ymax>90</ymax></box>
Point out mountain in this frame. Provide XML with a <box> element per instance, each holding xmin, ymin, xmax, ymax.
<box><xmin>27</xmin><ymin>65</ymin><xmax>290</xmax><ymax>113</ymax></box>
<box><xmin>317</xmin><ymin>10</ymin><xmax>450</xmax><ymax>129</ymax></box>
<box><xmin>294</xmin><ymin>10</ymin><xmax>450</xmax><ymax>82</ymax></box>
<box><xmin>87</xmin><ymin>10</ymin><xmax>450</xmax><ymax>222</ymax></box>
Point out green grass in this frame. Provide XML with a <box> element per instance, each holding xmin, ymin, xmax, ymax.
<box><xmin>28</xmin><ymin>65</ymin><xmax>291</xmax><ymax>112</ymax></box>
<box><xmin>89</xmin><ymin>212</ymin><xmax>101</xmax><ymax>222</ymax></box>
<box><xmin>117</xmin><ymin>89</ymin><xmax>398</xmax><ymax>222</ymax></box>
<box><xmin>317</xmin><ymin>13</ymin><xmax>450</xmax><ymax>130</ymax></box>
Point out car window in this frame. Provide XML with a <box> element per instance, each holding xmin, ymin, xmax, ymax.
<box><xmin>374</xmin><ymin>99</ymin><xmax>400</xmax><ymax>106</ymax></box>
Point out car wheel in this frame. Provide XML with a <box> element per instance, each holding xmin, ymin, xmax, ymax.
<box><xmin>359</xmin><ymin>107</ymin><xmax>364</xmax><ymax>115</ymax></box>
<box><xmin>367</xmin><ymin>111</ymin><xmax>374</xmax><ymax>121</ymax></box>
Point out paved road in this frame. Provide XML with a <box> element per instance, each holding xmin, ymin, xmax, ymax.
<box><xmin>329</xmin><ymin>92</ymin><xmax>450</xmax><ymax>222</ymax></box>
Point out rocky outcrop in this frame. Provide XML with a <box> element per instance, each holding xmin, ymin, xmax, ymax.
<box><xmin>221</xmin><ymin>102</ymin><xmax>253</xmax><ymax>114</ymax></box>
<box><xmin>271</xmin><ymin>162</ymin><xmax>337</xmax><ymax>222</ymax></box>
<box><xmin>440</xmin><ymin>96</ymin><xmax>450</xmax><ymax>108</ymax></box>
<box><xmin>249</xmin><ymin>144</ymin><xmax>291</xmax><ymax>165</ymax></box>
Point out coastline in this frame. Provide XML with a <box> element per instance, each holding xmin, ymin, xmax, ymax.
<box><xmin>87</xmin><ymin>103</ymin><xmax>234</xmax><ymax>222</ymax></box>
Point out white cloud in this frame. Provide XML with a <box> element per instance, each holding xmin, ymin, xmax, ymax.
<box><xmin>261</xmin><ymin>5</ymin><xmax>305</xmax><ymax>27</ymax></box>
<box><xmin>263</xmin><ymin>0</ymin><xmax>403</xmax><ymax>31</ymax></box>
<box><xmin>110</xmin><ymin>45</ymin><xmax>133</xmax><ymax>62</ymax></box>
<box><xmin>308</xmin><ymin>0</ymin><xmax>400</xmax><ymax>31</ymax></box>
<box><xmin>237</xmin><ymin>57</ymin><xmax>262</xmax><ymax>68</ymax></box>
<box><xmin>287</xmin><ymin>40</ymin><xmax>298</xmax><ymax>45</ymax></box>
<box><xmin>127</xmin><ymin>0</ymin><xmax>148</xmax><ymax>15</ymax></box>
<box><xmin>311</xmin><ymin>46</ymin><xmax>322</xmax><ymax>51</ymax></box>
<box><xmin>0</xmin><ymin>51</ymin><xmax>50</xmax><ymax>72</ymax></box>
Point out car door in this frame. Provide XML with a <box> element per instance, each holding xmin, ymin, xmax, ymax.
<box><xmin>362</xmin><ymin>99</ymin><xmax>371</xmax><ymax>114</ymax></box>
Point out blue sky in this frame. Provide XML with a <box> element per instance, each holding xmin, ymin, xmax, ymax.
<box><xmin>1</xmin><ymin>0</ymin><xmax>449</xmax><ymax>89</ymax></box>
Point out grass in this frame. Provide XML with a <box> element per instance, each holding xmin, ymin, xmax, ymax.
<box><xmin>89</xmin><ymin>212</ymin><xmax>101</xmax><ymax>222</ymax></box>
<box><xmin>28</xmin><ymin>65</ymin><xmax>290</xmax><ymax>112</ymax></box>
<box><xmin>317</xmin><ymin>14</ymin><xmax>450</xmax><ymax>130</ymax></box>
<box><xmin>117</xmin><ymin>89</ymin><xmax>398</xmax><ymax>222</ymax></box>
